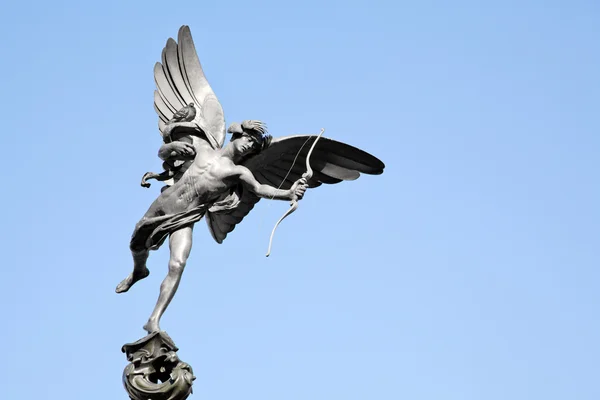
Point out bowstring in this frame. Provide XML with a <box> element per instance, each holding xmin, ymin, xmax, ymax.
<box><xmin>272</xmin><ymin>135</ymin><xmax>314</xmax><ymax>194</ymax></box>
<box><xmin>258</xmin><ymin>135</ymin><xmax>315</xmax><ymax>234</ymax></box>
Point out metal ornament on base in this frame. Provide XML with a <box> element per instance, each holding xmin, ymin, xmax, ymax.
<box><xmin>122</xmin><ymin>331</ymin><xmax>195</xmax><ymax>400</ymax></box>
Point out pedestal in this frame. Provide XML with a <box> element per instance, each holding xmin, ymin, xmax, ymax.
<box><xmin>122</xmin><ymin>331</ymin><xmax>195</xmax><ymax>400</ymax></box>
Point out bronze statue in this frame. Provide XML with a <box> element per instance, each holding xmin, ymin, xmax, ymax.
<box><xmin>116</xmin><ymin>26</ymin><xmax>385</xmax><ymax>335</ymax></box>
<box><xmin>117</xmin><ymin>25</ymin><xmax>385</xmax><ymax>400</ymax></box>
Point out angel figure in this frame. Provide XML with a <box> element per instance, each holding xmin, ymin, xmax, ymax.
<box><xmin>116</xmin><ymin>26</ymin><xmax>385</xmax><ymax>334</ymax></box>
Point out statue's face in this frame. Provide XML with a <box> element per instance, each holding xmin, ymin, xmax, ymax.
<box><xmin>232</xmin><ymin>133</ymin><xmax>260</xmax><ymax>157</ymax></box>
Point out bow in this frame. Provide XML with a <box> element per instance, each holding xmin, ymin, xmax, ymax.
<box><xmin>265</xmin><ymin>128</ymin><xmax>325</xmax><ymax>257</ymax></box>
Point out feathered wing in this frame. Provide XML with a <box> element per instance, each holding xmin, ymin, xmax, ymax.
<box><xmin>205</xmin><ymin>135</ymin><xmax>385</xmax><ymax>243</ymax></box>
<box><xmin>153</xmin><ymin>25</ymin><xmax>226</xmax><ymax>149</ymax></box>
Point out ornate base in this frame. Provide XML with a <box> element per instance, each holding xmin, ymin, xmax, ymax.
<box><xmin>122</xmin><ymin>331</ymin><xmax>195</xmax><ymax>400</ymax></box>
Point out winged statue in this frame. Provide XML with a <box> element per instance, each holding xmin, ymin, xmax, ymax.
<box><xmin>116</xmin><ymin>26</ymin><xmax>385</xmax><ymax>334</ymax></box>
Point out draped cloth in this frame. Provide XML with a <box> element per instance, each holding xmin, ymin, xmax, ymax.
<box><xmin>129</xmin><ymin>185</ymin><xmax>243</xmax><ymax>252</ymax></box>
<box><xmin>129</xmin><ymin>205</ymin><xmax>208</xmax><ymax>252</ymax></box>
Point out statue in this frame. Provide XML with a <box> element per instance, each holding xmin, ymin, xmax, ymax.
<box><xmin>117</xmin><ymin>25</ymin><xmax>385</xmax><ymax>399</ymax></box>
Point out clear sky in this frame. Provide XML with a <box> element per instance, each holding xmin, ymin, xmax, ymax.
<box><xmin>1</xmin><ymin>0</ymin><xmax>599</xmax><ymax>399</ymax></box>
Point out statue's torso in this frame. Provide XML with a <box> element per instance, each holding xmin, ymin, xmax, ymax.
<box><xmin>160</xmin><ymin>137</ymin><xmax>238</xmax><ymax>213</ymax></box>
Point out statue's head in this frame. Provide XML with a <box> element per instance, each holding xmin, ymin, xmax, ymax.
<box><xmin>227</xmin><ymin>120</ymin><xmax>272</xmax><ymax>159</ymax></box>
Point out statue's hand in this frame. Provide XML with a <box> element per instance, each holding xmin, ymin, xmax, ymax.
<box><xmin>290</xmin><ymin>178</ymin><xmax>308</xmax><ymax>201</ymax></box>
<box><xmin>160</xmin><ymin>142</ymin><xmax>196</xmax><ymax>160</ymax></box>
<box><xmin>140</xmin><ymin>172</ymin><xmax>155</xmax><ymax>188</ymax></box>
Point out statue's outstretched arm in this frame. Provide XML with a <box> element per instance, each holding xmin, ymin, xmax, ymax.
<box><xmin>237</xmin><ymin>167</ymin><xmax>307</xmax><ymax>201</ymax></box>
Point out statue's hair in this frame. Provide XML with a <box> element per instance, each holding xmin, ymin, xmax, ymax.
<box><xmin>228</xmin><ymin>120</ymin><xmax>272</xmax><ymax>152</ymax></box>
<box><xmin>241</xmin><ymin>120</ymin><xmax>268</xmax><ymax>135</ymax></box>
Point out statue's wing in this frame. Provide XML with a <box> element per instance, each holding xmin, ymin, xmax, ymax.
<box><xmin>205</xmin><ymin>135</ymin><xmax>385</xmax><ymax>243</ymax></box>
<box><xmin>205</xmin><ymin>186</ymin><xmax>261</xmax><ymax>244</ymax></box>
<box><xmin>153</xmin><ymin>25</ymin><xmax>226</xmax><ymax>149</ymax></box>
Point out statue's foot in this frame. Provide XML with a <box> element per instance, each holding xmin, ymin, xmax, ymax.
<box><xmin>115</xmin><ymin>268</ymin><xmax>150</xmax><ymax>293</ymax></box>
<box><xmin>143</xmin><ymin>318</ymin><xmax>160</xmax><ymax>334</ymax></box>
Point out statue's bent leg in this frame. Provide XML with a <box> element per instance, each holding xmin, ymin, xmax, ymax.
<box><xmin>115</xmin><ymin>245</ymin><xmax>151</xmax><ymax>294</ymax></box>
<box><xmin>115</xmin><ymin>249</ymin><xmax>150</xmax><ymax>293</ymax></box>
<box><xmin>143</xmin><ymin>225</ymin><xmax>193</xmax><ymax>333</ymax></box>
<box><xmin>116</xmin><ymin>199</ymin><xmax>169</xmax><ymax>294</ymax></box>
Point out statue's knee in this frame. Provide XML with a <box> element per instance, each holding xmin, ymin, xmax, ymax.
<box><xmin>168</xmin><ymin>259</ymin><xmax>186</xmax><ymax>274</ymax></box>
<box><xmin>130</xmin><ymin>240</ymin><xmax>146</xmax><ymax>254</ymax></box>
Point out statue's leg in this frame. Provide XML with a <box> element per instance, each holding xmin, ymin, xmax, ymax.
<box><xmin>116</xmin><ymin>196</ymin><xmax>170</xmax><ymax>294</ymax></box>
<box><xmin>143</xmin><ymin>225</ymin><xmax>193</xmax><ymax>333</ymax></box>
<box><xmin>115</xmin><ymin>249</ymin><xmax>150</xmax><ymax>293</ymax></box>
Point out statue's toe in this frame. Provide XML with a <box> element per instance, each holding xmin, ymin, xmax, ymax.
<box><xmin>115</xmin><ymin>276</ymin><xmax>132</xmax><ymax>293</ymax></box>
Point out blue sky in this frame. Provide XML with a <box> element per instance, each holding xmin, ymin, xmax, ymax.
<box><xmin>1</xmin><ymin>1</ymin><xmax>599</xmax><ymax>399</ymax></box>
